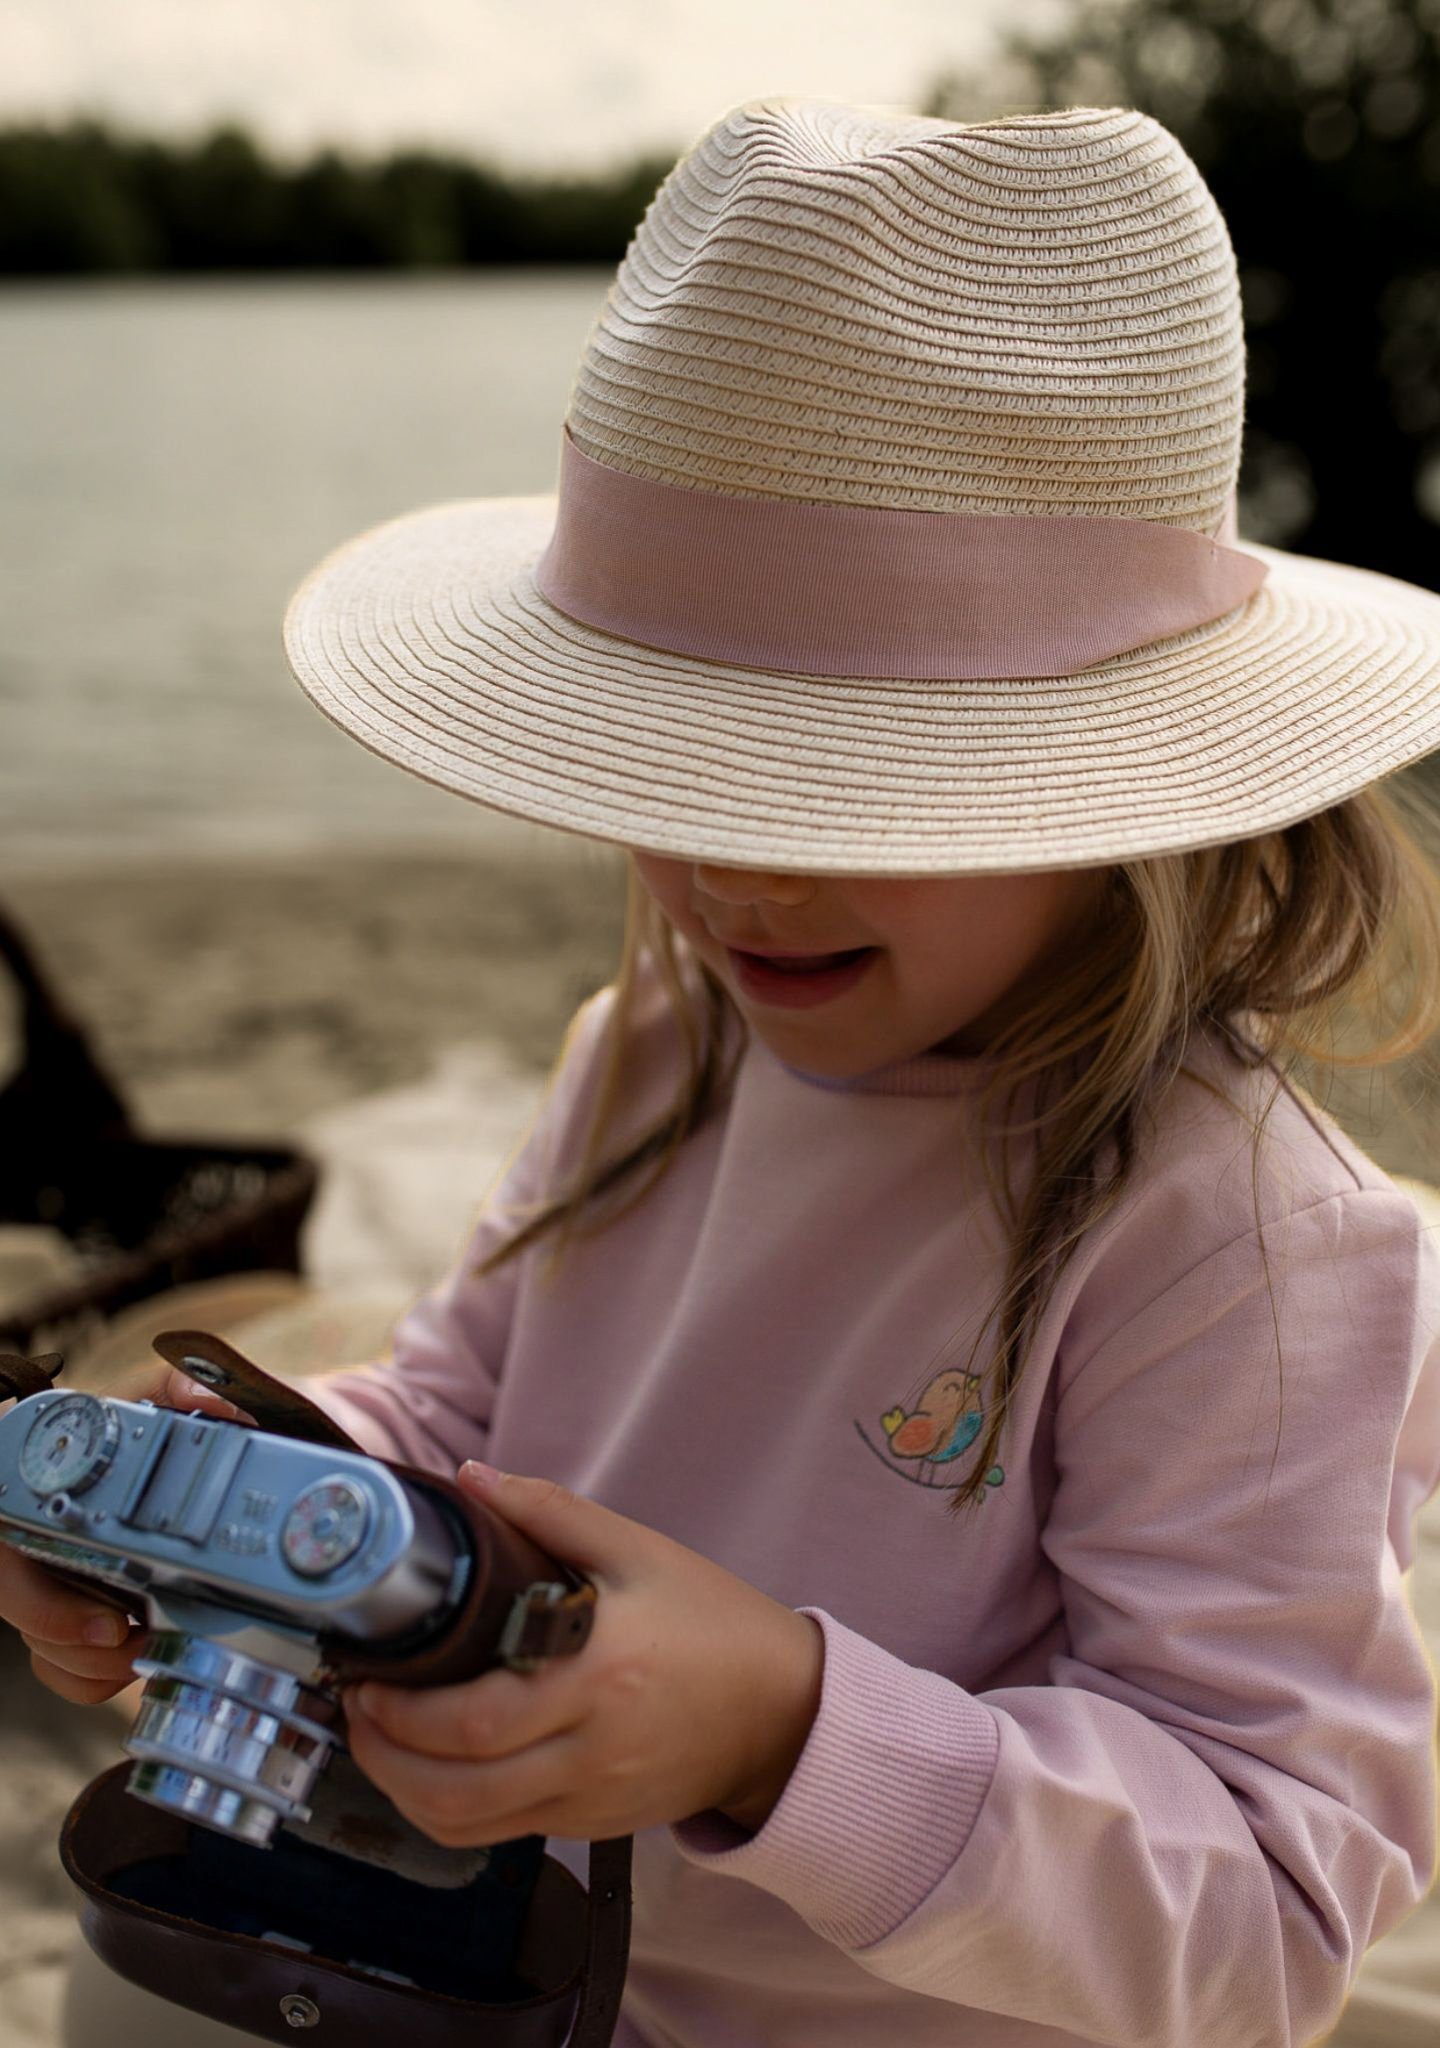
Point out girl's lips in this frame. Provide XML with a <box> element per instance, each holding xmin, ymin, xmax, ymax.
<box><xmin>726</xmin><ymin>945</ymin><xmax>879</xmax><ymax>1009</ymax></box>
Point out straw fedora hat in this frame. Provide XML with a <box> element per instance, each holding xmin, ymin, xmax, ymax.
<box><xmin>282</xmin><ymin>98</ymin><xmax>1440</xmax><ymax>876</ymax></box>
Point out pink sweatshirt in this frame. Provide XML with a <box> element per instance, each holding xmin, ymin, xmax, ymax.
<box><xmin>309</xmin><ymin>954</ymin><xmax>1440</xmax><ymax>2048</ymax></box>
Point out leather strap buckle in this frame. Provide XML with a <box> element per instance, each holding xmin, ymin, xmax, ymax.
<box><xmin>499</xmin><ymin>1579</ymin><xmax>598</xmax><ymax>1672</ymax></box>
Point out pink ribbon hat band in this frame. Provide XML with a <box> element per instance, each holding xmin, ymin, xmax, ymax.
<box><xmin>533</xmin><ymin>427</ymin><xmax>1270</xmax><ymax>683</ymax></box>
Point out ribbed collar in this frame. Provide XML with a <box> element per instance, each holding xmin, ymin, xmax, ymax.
<box><xmin>699</xmin><ymin>959</ymin><xmax>1008</xmax><ymax>1100</ymax></box>
<box><xmin>749</xmin><ymin>1026</ymin><xmax>1002</xmax><ymax>1099</ymax></box>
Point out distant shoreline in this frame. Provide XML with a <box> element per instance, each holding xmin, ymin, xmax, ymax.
<box><xmin>0</xmin><ymin>120</ymin><xmax>677</xmax><ymax>275</ymax></box>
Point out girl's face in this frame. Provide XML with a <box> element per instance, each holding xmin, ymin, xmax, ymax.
<box><xmin>628</xmin><ymin>850</ymin><xmax>1112</xmax><ymax>1079</ymax></box>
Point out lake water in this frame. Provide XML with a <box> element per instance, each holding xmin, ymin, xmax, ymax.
<box><xmin>0</xmin><ymin>273</ymin><xmax>618</xmax><ymax>873</ymax></box>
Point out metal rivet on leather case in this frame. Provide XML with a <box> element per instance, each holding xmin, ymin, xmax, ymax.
<box><xmin>280</xmin><ymin>1993</ymin><xmax>320</xmax><ymax>2028</ymax></box>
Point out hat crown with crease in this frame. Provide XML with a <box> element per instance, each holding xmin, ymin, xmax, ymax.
<box><xmin>563</xmin><ymin>99</ymin><xmax>1244</xmax><ymax>532</ymax></box>
<box><xmin>281</xmin><ymin>94</ymin><xmax>1440</xmax><ymax>875</ymax></box>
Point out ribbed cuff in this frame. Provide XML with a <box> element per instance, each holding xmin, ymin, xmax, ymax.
<box><xmin>669</xmin><ymin>1607</ymin><xmax>998</xmax><ymax>1950</ymax></box>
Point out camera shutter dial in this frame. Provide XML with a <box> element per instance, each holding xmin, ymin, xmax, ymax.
<box><xmin>280</xmin><ymin>1477</ymin><xmax>372</xmax><ymax>1578</ymax></box>
<box><xmin>20</xmin><ymin>1394</ymin><xmax>121</xmax><ymax>1497</ymax></box>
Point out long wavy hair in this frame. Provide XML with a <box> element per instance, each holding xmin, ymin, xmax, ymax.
<box><xmin>470</xmin><ymin>771</ymin><xmax>1440</xmax><ymax>1517</ymax></box>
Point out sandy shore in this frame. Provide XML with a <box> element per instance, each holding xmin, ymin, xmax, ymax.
<box><xmin>1</xmin><ymin>836</ymin><xmax>630</xmax><ymax>1141</ymax></box>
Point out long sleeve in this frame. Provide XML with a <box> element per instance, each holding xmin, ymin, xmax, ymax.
<box><xmin>670</xmin><ymin>1188</ymin><xmax>1440</xmax><ymax>2048</ymax></box>
<box><xmin>301</xmin><ymin>1197</ymin><xmax>524</xmax><ymax>1473</ymax></box>
<box><xmin>304</xmin><ymin>989</ymin><xmax>615</xmax><ymax>1475</ymax></box>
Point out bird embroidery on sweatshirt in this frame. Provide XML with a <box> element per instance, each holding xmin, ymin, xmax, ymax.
<box><xmin>859</xmin><ymin>1366</ymin><xmax>1005</xmax><ymax>1496</ymax></box>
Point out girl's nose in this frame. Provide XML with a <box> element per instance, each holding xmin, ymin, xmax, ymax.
<box><xmin>692</xmin><ymin>863</ymin><xmax>817</xmax><ymax>906</ymax></box>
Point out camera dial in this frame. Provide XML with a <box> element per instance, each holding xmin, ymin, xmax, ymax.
<box><xmin>281</xmin><ymin>1477</ymin><xmax>373</xmax><ymax>1578</ymax></box>
<box><xmin>19</xmin><ymin>1394</ymin><xmax>120</xmax><ymax>1497</ymax></box>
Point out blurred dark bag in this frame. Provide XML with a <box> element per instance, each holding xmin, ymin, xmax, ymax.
<box><xmin>0</xmin><ymin>898</ymin><xmax>319</xmax><ymax>1361</ymax></box>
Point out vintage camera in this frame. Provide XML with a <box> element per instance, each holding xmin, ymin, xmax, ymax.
<box><xmin>0</xmin><ymin>1374</ymin><xmax>596</xmax><ymax>1850</ymax></box>
<box><xmin>0</xmin><ymin>1337</ymin><xmax>630</xmax><ymax>2046</ymax></box>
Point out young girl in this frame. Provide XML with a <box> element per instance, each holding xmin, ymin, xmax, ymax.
<box><xmin>20</xmin><ymin>97</ymin><xmax>1440</xmax><ymax>2048</ymax></box>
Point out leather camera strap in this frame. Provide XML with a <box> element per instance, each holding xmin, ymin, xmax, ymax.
<box><xmin>566</xmin><ymin>1833</ymin><xmax>633</xmax><ymax>2048</ymax></box>
<box><xmin>0</xmin><ymin>1350</ymin><xmax>64</xmax><ymax>1402</ymax></box>
<box><xmin>150</xmin><ymin>1327</ymin><xmax>364</xmax><ymax>1449</ymax></box>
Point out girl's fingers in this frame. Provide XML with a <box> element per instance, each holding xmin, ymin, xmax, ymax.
<box><xmin>157</xmin><ymin>1367</ymin><xmax>254</xmax><ymax>1422</ymax></box>
<box><xmin>94</xmin><ymin>1360</ymin><xmax>254</xmax><ymax>1425</ymax></box>
<box><xmin>0</xmin><ymin>1545</ymin><xmax>131</xmax><ymax>1648</ymax></box>
<box><xmin>24</xmin><ymin>1645</ymin><xmax>138</xmax><ymax>1706</ymax></box>
<box><xmin>346</xmin><ymin>1666</ymin><xmax>568</xmax><ymax>1762</ymax></box>
<box><xmin>120</xmin><ymin>1364</ymin><xmax>254</xmax><ymax>1422</ymax></box>
<box><xmin>1</xmin><ymin>1367</ymin><xmax>251</xmax><ymax>1687</ymax></box>
<box><xmin>345</xmin><ymin>1703</ymin><xmax>582</xmax><ymax>1845</ymax></box>
<box><xmin>19</xmin><ymin>1631</ymin><xmax>141</xmax><ymax>1681</ymax></box>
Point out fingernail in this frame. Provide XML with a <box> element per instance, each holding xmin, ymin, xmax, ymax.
<box><xmin>84</xmin><ymin>1614</ymin><xmax>127</xmax><ymax>1647</ymax></box>
<box><xmin>180</xmin><ymin>1377</ymin><xmax>226</xmax><ymax>1404</ymax></box>
<box><xmin>461</xmin><ymin>1460</ymin><xmax>504</xmax><ymax>1487</ymax></box>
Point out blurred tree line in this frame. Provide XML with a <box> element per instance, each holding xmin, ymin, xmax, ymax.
<box><xmin>3</xmin><ymin>0</ymin><xmax>1437</xmax><ymax>583</ymax></box>
<box><xmin>924</xmin><ymin>0</ymin><xmax>1440</xmax><ymax>584</ymax></box>
<box><xmin>0</xmin><ymin>121</ymin><xmax>674</xmax><ymax>272</ymax></box>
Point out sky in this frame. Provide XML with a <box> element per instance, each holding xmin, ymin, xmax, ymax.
<box><xmin>2</xmin><ymin>0</ymin><xmax>1079</xmax><ymax>176</ymax></box>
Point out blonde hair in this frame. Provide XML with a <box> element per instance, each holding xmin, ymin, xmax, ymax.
<box><xmin>472</xmin><ymin>773</ymin><xmax>1440</xmax><ymax>1515</ymax></box>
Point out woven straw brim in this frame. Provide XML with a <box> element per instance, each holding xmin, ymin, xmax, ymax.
<box><xmin>283</xmin><ymin>494</ymin><xmax>1440</xmax><ymax>875</ymax></box>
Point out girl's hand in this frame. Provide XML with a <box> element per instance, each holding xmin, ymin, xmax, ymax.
<box><xmin>0</xmin><ymin>1364</ymin><xmax>254</xmax><ymax>1703</ymax></box>
<box><xmin>342</xmin><ymin>1464</ymin><xmax>825</xmax><ymax>1846</ymax></box>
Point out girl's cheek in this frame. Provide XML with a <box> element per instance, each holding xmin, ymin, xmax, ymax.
<box><xmin>628</xmin><ymin>853</ymin><xmax>688</xmax><ymax>922</ymax></box>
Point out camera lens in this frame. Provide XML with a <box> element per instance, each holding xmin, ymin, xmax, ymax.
<box><xmin>125</xmin><ymin>1630</ymin><xmax>343</xmax><ymax>1847</ymax></box>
